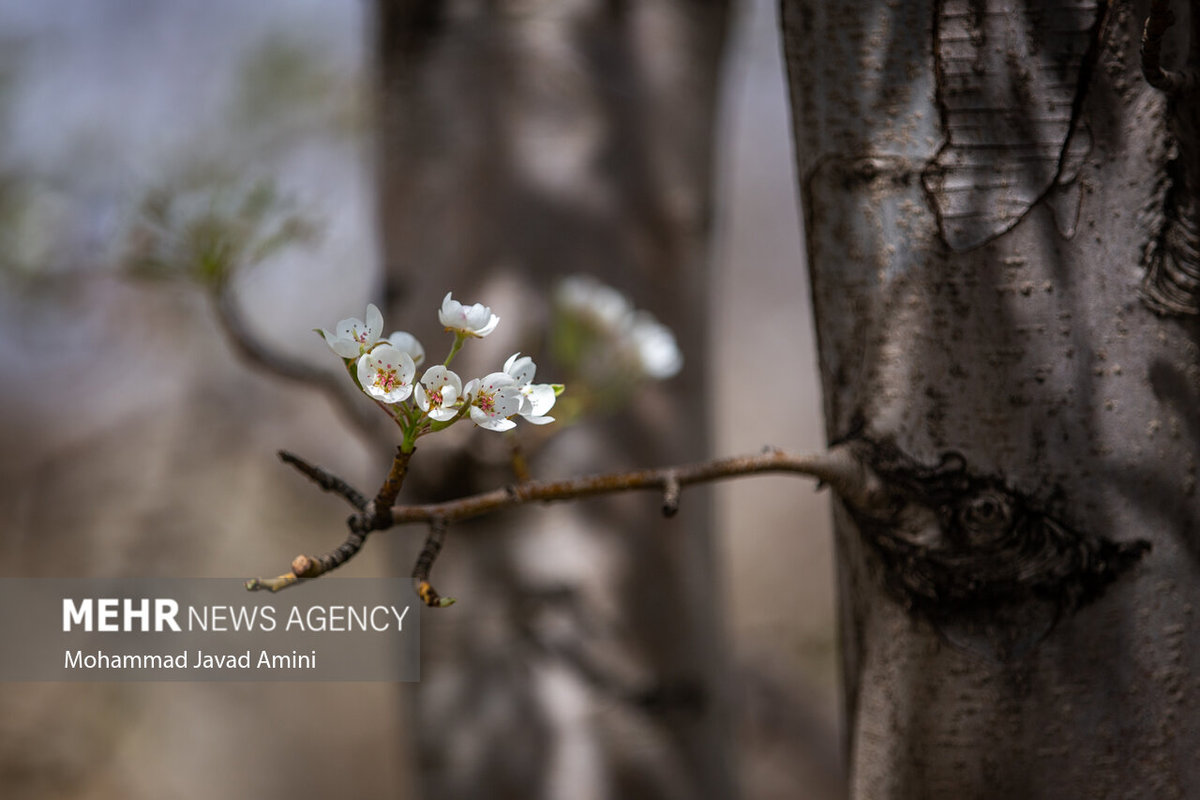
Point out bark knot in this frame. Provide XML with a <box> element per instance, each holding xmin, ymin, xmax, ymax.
<box><xmin>841</xmin><ymin>436</ymin><xmax>1151</xmax><ymax>658</ymax></box>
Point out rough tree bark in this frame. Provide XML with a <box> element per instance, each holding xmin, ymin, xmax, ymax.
<box><xmin>783</xmin><ymin>0</ymin><xmax>1200</xmax><ymax>797</ymax></box>
<box><xmin>373</xmin><ymin>2</ymin><xmax>731</xmax><ymax>798</ymax></box>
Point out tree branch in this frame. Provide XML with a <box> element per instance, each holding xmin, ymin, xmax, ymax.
<box><xmin>245</xmin><ymin>444</ymin><xmax>876</xmax><ymax>599</ymax></box>
<box><xmin>211</xmin><ymin>281</ymin><xmax>384</xmax><ymax>441</ymax></box>
<box><xmin>412</xmin><ymin>516</ymin><xmax>453</xmax><ymax>607</ymax></box>
<box><xmin>371</xmin><ymin>446</ymin><xmax>414</xmax><ymax>521</ymax></box>
<box><xmin>387</xmin><ymin>445</ymin><xmax>868</xmax><ymax>527</ymax></box>
<box><xmin>278</xmin><ymin>450</ymin><xmax>368</xmax><ymax>509</ymax></box>
<box><xmin>247</xmin><ymin>448</ymin><xmax>414</xmax><ymax>592</ymax></box>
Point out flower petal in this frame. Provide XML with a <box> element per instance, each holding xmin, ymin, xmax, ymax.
<box><xmin>493</xmin><ymin>386</ymin><xmax>521</xmax><ymax>418</ymax></box>
<box><xmin>521</xmin><ymin>383</ymin><xmax>556</xmax><ymax>417</ymax></box>
<box><xmin>503</xmin><ymin>352</ymin><xmax>536</xmax><ymax>386</ymax></box>
<box><xmin>322</xmin><ymin>328</ymin><xmax>362</xmax><ymax>358</ymax></box>
<box><xmin>334</xmin><ymin>317</ymin><xmax>360</xmax><ymax>340</ymax></box>
<box><xmin>365</xmin><ymin>303</ymin><xmax>384</xmax><ymax>340</ymax></box>
<box><xmin>630</xmin><ymin>313</ymin><xmax>682</xmax><ymax>379</ymax></box>
<box><xmin>437</xmin><ymin>292</ymin><xmax>459</xmax><ymax>329</ymax></box>
<box><xmin>469</xmin><ymin>406</ymin><xmax>516</xmax><ymax>431</ymax></box>
<box><xmin>388</xmin><ymin>331</ymin><xmax>426</xmax><ymax>366</ymax></box>
<box><xmin>421</xmin><ymin>365</ymin><xmax>462</xmax><ymax>394</ymax></box>
<box><xmin>428</xmin><ymin>405</ymin><xmax>459</xmax><ymax>422</ymax></box>
<box><xmin>324</xmin><ymin>304</ymin><xmax>385</xmax><ymax>357</ymax></box>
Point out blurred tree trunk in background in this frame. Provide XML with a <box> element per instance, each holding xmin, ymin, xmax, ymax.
<box><xmin>783</xmin><ymin>0</ymin><xmax>1200</xmax><ymax>797</ymax></box>
<box><xmin>374</xmin><ymin>2</ymin><xmax>731</xmax><ymax>798</ymax></box>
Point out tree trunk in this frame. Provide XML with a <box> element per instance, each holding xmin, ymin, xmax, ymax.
<box><xmin>783</xmin><ymin>0</ymin><xmax>1200</xmax><ymax>797</ymax></box>
<box><xmin>373</xmin><ymin>2</ymin><xmax>732</xmax><ymax>798</ymax></box>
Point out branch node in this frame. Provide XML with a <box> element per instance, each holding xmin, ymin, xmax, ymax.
<box><xmin>412</xmin><ymin>516</ymin><xmax>454</xmax><ymax>608</ymax></box>
<box><xmin>661</xmin><ymin>473</ymin><xmax>681</xmax><ymax>517</ymax></box>
<box><xmin>247</xmin><ymin>451</ymin><xmax>405</xmax><ymax>593</ymax></box>
<box><xmin>291</xmin><ymin>554</ymin><xmax>319</xmax><ymax>578</ymax></box>
<box><xmin>372</xmin><ymin>446</ymin><xmax>413</xmax><ymax>524</ymax></box>
<box><xmin>278</xmin><ymin>450</ymin><xmax>368</xmax><ymax>510</ymax></box>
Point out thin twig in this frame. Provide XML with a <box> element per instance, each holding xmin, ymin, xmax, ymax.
<box><xmin>245</xmin><ymin>513</ymin><xmax>374</xmax><ymax>592</ymax></box>
<box><xmin>279</xmin><ymin>450</ymin><xmax>368</xmax><ymax>510</ymax></box>
<box><xmin>661</xmin><ymin>472</ymin><xmax>681</xmax><ymax>517</ymax></box>
<box><xmin>248</xmin><ymin>450</ymin><xmax>413</xmax><ymax>593</ymax></box>
<box><xmin>413</xmin><ymin>517</ymin><xmax>454</xmax><ymax>607</ymax></box>
<box><xmin>245</xmin><ymin>573</ymin><xmax>305</xmax><ymax>592</ymax></box>
<box><xmin>289</xmin><ymin>515</ymin><xmax>373</xmax><ymax>578</ymax></box>
<box><xmin>211</xmin><ymin>282</ymin><xmax>383</xmax><ymax>440</ymax></box>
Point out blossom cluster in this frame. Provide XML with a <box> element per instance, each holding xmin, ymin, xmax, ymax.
<box><xmin>319</xmin><ymin>293</ymin><xmax>559</xmax><ymax>446</ymax></box>
<box><xmin>555</xmin><ymin>275</ymin><xmax>682</xmax><ymax>380</ymax></box>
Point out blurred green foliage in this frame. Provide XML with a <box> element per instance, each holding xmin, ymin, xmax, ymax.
<box><xmin>121</xmin><ymin>34</ymin><xmax>365</xmax><ymax>288</ymax></box>
<box><xmin>124</xmin><ymin>175</ymin><xmax>320</xmax><ymax>288</ymax></box>
<box><xmin>229</xmin><ymin>34</ymin><xmax>365</xmax><ymax>149</ymax></box>
<box><xmin>0</xmin><ymin>29</ymin><xmax>361</xmax><ymax>287</ymax></box>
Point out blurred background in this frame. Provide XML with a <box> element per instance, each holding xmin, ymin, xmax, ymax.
<box><xmin>0</xmin><ymin>1</ymin><xmax>836</xmax><ymax>797</ymax></box>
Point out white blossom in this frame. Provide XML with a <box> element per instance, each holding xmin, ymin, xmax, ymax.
<box><xmin>464</xmin><ymin>372</ymin><xmax>521</xmax><ymax>431</ymax></box>
<box><xmin>320</xmin><ymin>303</ymin><xmax>384</xmax><ymax>358</ymax></box>
<box><xmin>438</xmin><ymin>292</ymin><xmax>500</xmax><ymax>338</ymax></box>
<box><xmin>356</xmin><ymin>344</ymin><xmax>415</xmax><ymax>404</ymax></box>
<box><xmin>414</xmin><ymin>365</ymin><xmax>463</xmax><ymax>422</ymax></box>
<box><xmin>503</xmin><ymin>352</ymin><xmax>556</xmax><ymax>425</ymax></box>
<box><xmin>628</xmin><ymin>313</ymin><xmax>683</xmax><ymax>379</ymax></box>
<box><xmin>556</xmin><ymin>275</ymin><xmax>630</xmax><ymax>329</ymax></box>
<box><xmin>555</xmin><ymin>276</ymin><xmax>683</xmax><ymax>380</ymax></box>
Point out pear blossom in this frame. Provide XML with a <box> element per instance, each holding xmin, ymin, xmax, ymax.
<box><xmin>503</xmin><ymin>352</ymin><xmax>556</xmax><ymax>425</ymax></box>
<box><xmin>439</xmin><ymin>292</ymin><xmax>500</xmax><ymax>338</ymax></box>
<box><xmin>387</xmin><ymin>330</ymin><xmax>426</xmax><ymax>367</ymax></box>
<box><xmin>628</xmin><ymin>313</ymin><xmax>683</xmax><ymax>379</ymax></box>
<box><xmin>464</xmin><ymin>372</ymin><xmax>521</xmax><ymax>431</ymax></box>
<box><xmin>554</xmin><ymin>275</ymin><xmax>683</xmax><ymax>380</ymax></box>
<box><xmin>357</xmin><ymin>344</ymin><xmax>416</xmax><ymax>404</ymax></box>
<box><xmin>321</xmin><ymin>303</ymin><xmax>384</xmax><ymax>358</ymax></box>
<box><xmin>556</xmin><ymin>275</ymin><xmax>631</xmax><ymax>330</ymax></box>
<box><xmin>414</xmin><ymin>366</ymin><xmax>463</xmax><ymax>422</ymax></box>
